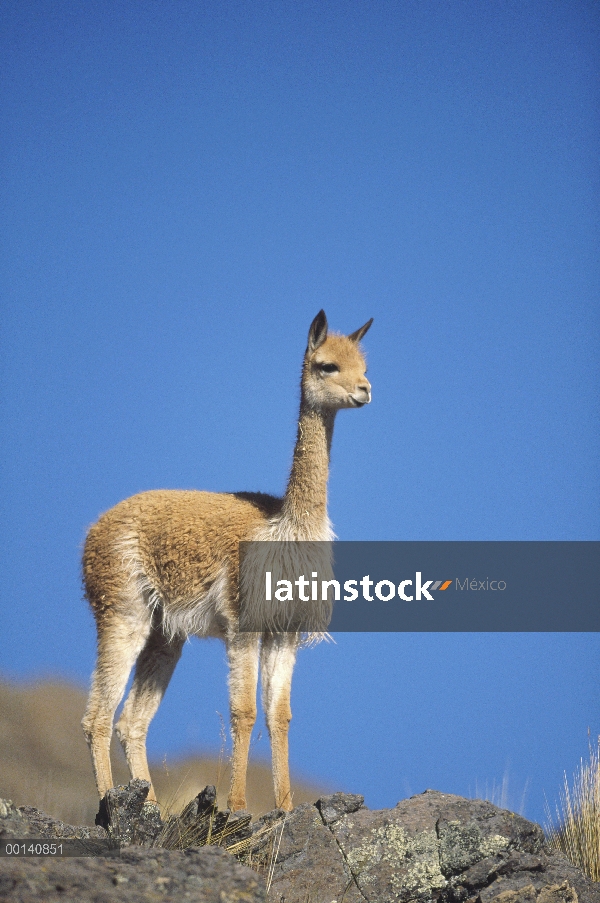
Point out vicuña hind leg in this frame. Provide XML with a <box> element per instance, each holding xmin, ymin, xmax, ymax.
<box><xmin>115</xmin><ymin>625</ymin><xmax>184</xmax><ymax>802</ymax></box>
<box><xmin>261</xmin><ymin>632</ymin><xmax>297</xmax><ymax>811</ymax></box>
<box><xmin>82</xmin><ymin>613</ymin><xmax>152</xmax><ymax>799</ymax></box>
<box><xmin>227</xmin><ymin>632</ymin><xmax>260</xmax><ymax>812</ymax></box>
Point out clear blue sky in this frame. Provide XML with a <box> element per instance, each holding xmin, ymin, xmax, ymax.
<box><xmin>1</xmin><ymin>0</ymin><xmax>598</xmax><ymax>825</ymax></box>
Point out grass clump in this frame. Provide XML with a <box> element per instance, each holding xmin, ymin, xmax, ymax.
<box><xmin>545</xmin><ymin>735</ymin><xmax>600</xmax><ymax>882</ymax></box>
<box><xmin>150</xmin><ymin>784</ymin><xmax>248</xmax><ymax>850</ymax></box>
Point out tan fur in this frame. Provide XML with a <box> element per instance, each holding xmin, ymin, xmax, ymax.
<box><xmin>81</xmin><ymin>310</ymin><xmax>372</xmax><ymax>812</ymax></box>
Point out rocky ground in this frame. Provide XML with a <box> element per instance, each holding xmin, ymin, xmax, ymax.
<box><xmin>0</xmin><ymin>783</ymin><xmax>597</xmax><ymax>903</ymax></box>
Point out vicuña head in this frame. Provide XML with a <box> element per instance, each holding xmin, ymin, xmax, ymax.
<box><xmin>301</xmin><ymin>309</ymin><xmax>372</xmax><ymax>411</ymax></box>
<box><xmin>82</xmin><ymin>310</ymin><xmax>372</xmax><ymax>814</ymax></box>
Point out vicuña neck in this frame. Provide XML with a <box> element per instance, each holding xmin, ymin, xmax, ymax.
<box><xmin>281</xmin><ymin>401</ymin><xmax>335</xmax><ymax>534</ymax></box>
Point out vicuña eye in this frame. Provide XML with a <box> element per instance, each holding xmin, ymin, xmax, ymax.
<box><xmin>319</xmin><ymin>363</ymin><xmax>339</xmax><ymax>373</ymax></box>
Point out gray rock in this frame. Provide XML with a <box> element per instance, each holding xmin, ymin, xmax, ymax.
<box><xmin>1</xmin><ymin>798</ymin><xmax>106</xmax><ymax>842</ymax></box>
<box><xmin>0</xmin><ymin>843</ymin><xmax>265</xmax><ymax>903</ymax></box>
<box><xmin>0</xmin><ymin>800</ymin><xmax>28</xmax><ymax>840</ymax></box>
<box><xmin>316</xmin><ymin>791</ymin><xmax>366</xmax><ymax>824</ymax></box>
<box><xmin>263</xmin><ymin>790</ymin><xmax>600</xmax><ymax>903</ymax></box>
<box><xmin>247</xmin><ymin>801</ymin><xmax>365</xmax><ymax>903</ymax></box>
<box><xmin>95</xmin><ymin>778</ymin><xmax>162</xmax><ymax>846</ymax></box>
<box><xmin>0</xmin><ymin>790</ymin><xmax>265</xmax><ymax>902</ymax></box>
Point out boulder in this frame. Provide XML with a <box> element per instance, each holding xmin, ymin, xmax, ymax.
<box><xmin>260</xmin><ymin>790</ymin><xmax>600</xmax><ymax>903</ymax></box>
<box><xmin>0</xmin><ymin>843</ymin><xmax>265</xmax><ymax>903</ymax></box>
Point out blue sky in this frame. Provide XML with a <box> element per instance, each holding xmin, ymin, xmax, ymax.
<box><xmin>1</xmin><ymin>0</ymin><xmax>598</xmax><ymax>825</ymax></box>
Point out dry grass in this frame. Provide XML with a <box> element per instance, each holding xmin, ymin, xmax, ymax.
<box><xmin>545</xmin><ymin>735</ymin><xmax>600</xmax><ymax>882</ymax></box>
<box><xmin>472</xmin><ymin>769</ymin><xmax>530</xmax><ymax>816</ymax></box>
<box><xmin>234</xmin><ymin>814</ymin><xmax>289</xmax><ymax>891</ymax></box>
<box><xmin>0</xmin><ymin>676</ymin><xmax>326</xmax><ymax>825</ymax></box>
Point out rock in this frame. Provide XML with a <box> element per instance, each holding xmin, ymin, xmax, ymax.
<box><xmin>537</xmin><ymin>882</ymin><xmax>580</xmax><ymax>903</ymax></box>
<box><xmin>316</xmin><ymin>791</ymin><xmax>366</xmax><ymax>824</ymax></box>
<box><xmin>0</xmin><ymin>788</ymin><xmax>265</xmax><ymax>902</ymax></box>
<box><xmin>95</xmin><ymin>778</ymin><xmax>162</xmax><ymax>846</ymax></box>
<box><xmin>487</xmin><ymin>885</ymin><xmax>539</xmax><ymax>903</ymax></box>
<box><xmin>0</xmin><ymin>800</ymin><xmax>27</xmax><ymax>840</ymax></box>
<box><xmin>249</xmin><ymin>801</ymin><xmax>365</xmax><ymax>903</ymax></box>
<box><xmin>0</xmin><ymin>843</ymin><xmax>266</xmax><ymax>903</ymax></box>
<box><xmin>0</xmin><ymin>798</ymin><xmax>106</xmax><ymax>842</ymax></box>
<box><xmin>94</xmin><ymin>780</ymin><xmax>252</xmax><ymax>851</ymax></box>
<box><xmin>263</xmin><ymin>790</ymin><xmax>600</xmax><ymax>903</ymax></box>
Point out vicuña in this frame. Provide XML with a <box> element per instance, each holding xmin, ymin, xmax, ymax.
<box><xmin>82</xmin><ymin>310</ymin><xmax>372</xmax><ymax>812</ymax></box>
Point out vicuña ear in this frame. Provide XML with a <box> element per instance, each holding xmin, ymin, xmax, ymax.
<box><xmin>307</xmin><ymin>310</ymin><xmax>328</xmax><ymax>353</ymax></box>
<box><xmin>348</xmin><ymin>318</ymin><xmax>373</xmax><ymax>343</ymax></box>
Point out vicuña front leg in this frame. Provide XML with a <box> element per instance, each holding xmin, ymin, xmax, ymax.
<box><xmin>227</xmin><ymin>632</ymin><xmax>260</xmax><ymax>811</ymax></box>
<box><xmin>261</xmin><ymin>632</ymin><xmax>298</xmax><ymax>811</ymax></box>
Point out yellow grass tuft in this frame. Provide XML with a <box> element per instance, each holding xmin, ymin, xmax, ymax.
<box><xmin>545</xmin><ymin>734</ymin><xmax>600</xmax><ymax>882</ymax></box>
